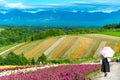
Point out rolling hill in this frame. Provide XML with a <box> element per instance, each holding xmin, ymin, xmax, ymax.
<box><xmin>0</xmin><ymin>34</ymin><xmax>120</xmax><ymax>60</ymax></box>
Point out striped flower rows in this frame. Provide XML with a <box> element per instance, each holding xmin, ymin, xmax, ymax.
<box><xmin>48</xmin><ymin>36</ymin><xmax>78</xmax><ymax>59</ymax></box>
<box><xmin>1</xmin><ymin>35</ymin><xmax>120</xmax><ymax>60</ymax></box>
<box><xmin>0</xmin><ymin>64</ymin><xmax>100</xmax><ymax>80</ymax></box>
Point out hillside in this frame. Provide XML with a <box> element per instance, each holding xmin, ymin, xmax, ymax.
<box><xmin>0</xmin><ymin>34</ymin><xmax>120</xmax><ymax>60</ymax></box>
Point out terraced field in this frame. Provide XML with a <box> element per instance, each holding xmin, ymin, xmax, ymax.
<box><xmin>0</xmin><ymin>34</ymin><xmax>120</xmax><ymax>60</ymax></box>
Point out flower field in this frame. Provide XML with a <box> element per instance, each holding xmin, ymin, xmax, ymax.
<box><xmin>1</xmin><ymin>34</ymin><xmax>120</xmax><ymax>60</ymax></box>
<box><xmin>24</xmin><ymin>37</ymin><xmax>59</xmax><ymax>59</ymax></box>
<box><xmin>0</xmin><ymin>34</ymin><xmax>120</xmax><ymax>80</ymax></box>
<box><xmin>0</xmin><ymin>64</ymin><xmax>100</xmax><ymax>80</ymax></box>
<box><xmin>48</xmin><ymin>36</ymin><xmax>78</xmax><ymax>59</ymax></box>
<box><xmin>68</xmin><ymin>37</ymin><xmax>93</xmax><ymax>59</ymax></box>
<box><xmin>0</xmin><ymin>66</ymin><xmax>31</xmax><ymax>73</ymax></box>
<box><xmin>13</xmin><ymin>41</ymin><xmax>41</xmax><ymax>55</ymax></box>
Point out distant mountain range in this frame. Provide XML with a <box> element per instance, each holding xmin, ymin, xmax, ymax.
<box><xmin>0</xmin><ymin>9</ymin><xmax>120</xmax><ymax>27</ymax></box>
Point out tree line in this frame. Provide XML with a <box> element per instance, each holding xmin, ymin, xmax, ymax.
<box><xmin>0</xmin><ymin>52</ymin><xmax>47</xmax><ymax>65</ymax></box>
<box><xmin>0</xmin><ymin>51</ymin><xmax>100</xmax><ymax>65</ymax></box>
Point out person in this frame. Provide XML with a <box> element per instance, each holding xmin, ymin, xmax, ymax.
<box><xmin>101</xmin><ymin>55</ymin><xmax>110</xmax><ymax>77</ymax></box>
<box><xmin>39</xmin><ymin>61</ymin><xmax>43</xmax><ymax>67</ymax></box>
<box><xmin>116</xmin><ymin>57</ymin><xmax>120</xmax><ymax>63</ymax></box>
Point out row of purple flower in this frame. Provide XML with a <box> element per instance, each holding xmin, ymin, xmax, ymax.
<box><xmin>0</xmin><ymin>64</ymin><xmax>100</xmax><ymax>80</ymax></box>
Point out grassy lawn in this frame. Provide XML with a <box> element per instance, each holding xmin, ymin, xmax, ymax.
<box><xmin>98</xmin><ymin>31</ymin><xmax>120</xmax><ymax>37</ymax></box>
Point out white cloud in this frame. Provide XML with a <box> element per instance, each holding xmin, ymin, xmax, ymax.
<box><xmin>73</xmin><ymin>0</ymin><xmax>120</xmax><ymax>6</ymax></box>
<box><xmin>88</xmin><ymin>7</ymin><xmax>120</xmax><ymax>13</ymax></box>
<box><xmin>0</xmin><ymin>0</ymin><xmax>33</xmax><ymax>9</ymax></box>
<box><xmin>94</xmin><ymin>0</ymin><xmax>120</xmax><ymax>4</ymax></box>
<box><xmin>0</xmin><ymin>0</ymin><xmax>4</xmax><ymax>2</ymax></box>
<box><xmin>37</xmin><ymin>3</ymin><xmax>67</xmax><ymax>8</ymax></box>
<box><xmin>0</xmin><ymin>0</ymin><xmax>6</xmax><ymax>5</ymax></box>
<box><xmin>0</xmin><ymin>11</ymin><xmax>7</xmax><ymax>14</ymax></box>
<box><xmin>72</xmin><ymin>10</ymin><xmax>78</xmax><ymax>13</ymax></box>
<box><xmin>23</xmin><ymin>9</ymin><xmax>45</xmax><ymax>13</ymax></box>
<box><xmin>5</xmin><ymin>2</ymin><xmax>25</xmax><ymax>9</ymax></box>
<box><xmin>0</xmin><ymin>0</ymin><xmax>120</xmax><ymax>13</ymax></box>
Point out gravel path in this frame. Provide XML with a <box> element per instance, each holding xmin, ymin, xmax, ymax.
<box><xmin>92</xmin><ymin>62</ymin><xmax>120</xmax><ymax>80</ymax></box>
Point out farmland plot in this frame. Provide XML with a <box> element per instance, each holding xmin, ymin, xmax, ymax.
<box><xmin>1</xmin><ymin>34</ymin><xmax>120</xmax><ymax>60</ymax></box>
<box><xmin>113</xmin><ymin>43</ymin><xmax>120</xmax><ymax>53</ymax></box>
<box><xmin>48</xmin><ymin>36</ymin><xmax>78</xmax><ymax>60</ymax></box>
<box><xmin>68</xmin><ymin>37</ymin><xmax>93</xmax><ymax>59</ymax></box>
<box><xmin>83</xmin><ymin>40</ymin><xmax>101</xmax><ymax>58</ymax></box>
<box><xmin>44</xmin><ymin>36</ymin><xmax>67</xmax><ymax>56</ymax></box>
<box><xmin>13</xmin><ymin>40</ymin><xmax>42</xmax><ymax>55</ymax></box>
<box><xmin>24</xmin><ymin>37</ymin><xmax>59</xmax><ymax>59</ymax></box>
<box><xmin>62</xmin><ymin>37</ymin><xmax>81</xmax><ymax>58</ymax></box>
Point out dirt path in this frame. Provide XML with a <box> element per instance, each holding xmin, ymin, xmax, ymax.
<box><xmin>92</xmin><ymin>62</ymin><xmax>120</xmax><ymax>80</ymax></box>
<box><xmin>0</xmin><ymin>43</ymin><xmax>25</xmax><ymax>55</ymax></box>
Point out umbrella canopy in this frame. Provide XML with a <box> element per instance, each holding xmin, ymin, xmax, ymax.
<box><xmin>99</xmin><ymin>47</ymin><xmax>115</xmax><ymax>58</ymax></box>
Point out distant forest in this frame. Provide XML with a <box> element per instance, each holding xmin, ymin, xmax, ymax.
<box><xmin>0</xmin><ymin>23</ymin><xmax>120</xmax><ymax>47</ymax></box>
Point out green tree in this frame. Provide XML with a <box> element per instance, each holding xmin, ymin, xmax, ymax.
<box><xmin>0</xmin><ymin>55</ymin><xmax>4</xmax><ymax>65</ymax></box>
<box><xmin>37</xmin><ymin>54</ymin><xmax>47</xmax><ymax>64</ymax></box>
<box><xmin>4</xmin><ymin>52</ymin><xmax>21</xmax><ymax>65</ymax></box>
<box><xmin>19</xmin><ymin>53</ymin><xmax>28</xmax><ymax>65</ymax></box>
<box><xmin>103</xmin><ymin>24</ymin><xmax>118</xmax><ymax>29</ymax></box>
<box><xmin>46</xmin><ymin>29</ymin><xmax>65</xmax><ymax>36</ymax></box>
<box><xmin>31</xmin><ymin>58</ymin><xmax>35</xmax><ymax>65</ymax></box>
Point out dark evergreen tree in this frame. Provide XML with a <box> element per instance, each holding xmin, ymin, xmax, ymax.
<box><xmin>31</xmin><ymin>58</ymin><xmax>35</xmax><ymax>65</ymax></box>
<box><xmin>19</xmin><ymin>53</ymin><xmax>28</xmax><ymax>65</ymax></box>
<box><xmin>0</xmin><ymin>55</ymin><xmax>4</xmax><ymax>65</ymax></box>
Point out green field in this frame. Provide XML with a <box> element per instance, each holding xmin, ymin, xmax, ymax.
<box><xmin>0</xmin><ymin>28</ymin><xmax>4</xmax><ymax>32</ymax></box>
<box><xmin>98</xmin><ymin>31</ymin><xmax>120</xmax><ymax>37</ymax></box>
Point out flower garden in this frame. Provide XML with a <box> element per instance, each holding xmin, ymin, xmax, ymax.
<box><xmin>0</xmin><ymin>64</ymin><xmax>100</xmax><ymax>80</ymax></box>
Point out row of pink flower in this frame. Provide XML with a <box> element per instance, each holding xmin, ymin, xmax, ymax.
<box><xmin>0</xmin><ymin>64</ymin><xmax>100</xmax><ymax>80</ymax></box>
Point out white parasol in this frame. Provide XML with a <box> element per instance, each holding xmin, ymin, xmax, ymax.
<box><xmin>99</xmin><ymin>47</ymin><xmax>115</xmax><ymax>58</ymax></box>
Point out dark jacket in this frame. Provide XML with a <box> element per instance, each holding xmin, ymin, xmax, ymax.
<box><xmin>101</xmin><ymin>58</ymin><xmax>110</xmax><ymax>72</ymax></box>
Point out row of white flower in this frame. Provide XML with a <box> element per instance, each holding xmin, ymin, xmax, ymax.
<box><xmin>0</xmin><ymin>64</ymin><xmax>59</xmax><ymax>77</ymax></box>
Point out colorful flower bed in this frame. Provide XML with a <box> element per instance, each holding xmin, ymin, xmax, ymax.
<box><xmin>0</xmin><ymin>64</ymin><xmax>100</xmax><ymax>80</ymax></box>
<box><xmin>0</xmin><ymin>66</ymin><xmax>31</xmax><ymax>73</ymax></box>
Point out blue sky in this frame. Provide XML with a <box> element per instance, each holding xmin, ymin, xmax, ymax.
<box><xmin>6</xmin><ymin>0</ymin><xmax>77</xmax><ymax>5</ymax></box>
<box><xmin>0</xmin><ymin>0</ymin><xmax>120</xmax><ymax>13</ymax></box>
<box><xmin>4</xmin><ymin>0</ymin><xmax>120</xmax><ymax>5</ymax></box>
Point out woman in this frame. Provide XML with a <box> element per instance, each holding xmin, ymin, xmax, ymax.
<box><xmin>101</xmin><ymin>55</ymin><xmax>110</xmax><ymax>77</ymax></box>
